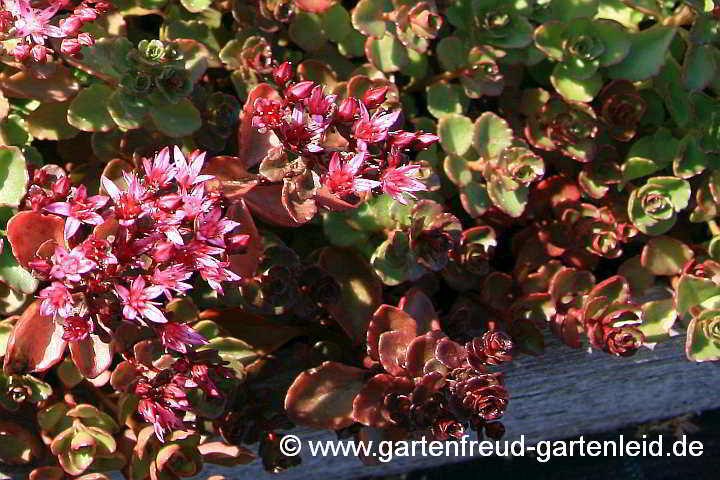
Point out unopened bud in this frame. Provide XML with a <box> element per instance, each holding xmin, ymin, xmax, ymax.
<box><xmin>335</xmin><ymin>97</ymin><xmax>359</xmax><ymax>122</ymax></box>
<box><xmin>31</xmin><ymin>45</ymin><xmax>49</xmax><ymax>63</ymax></box>
<box><xmin>77</xmin><ymin>33</ymin><xmax>94</xmax><ymax>47</ymax></box>
<box><xmin>225</xmin><ymin>233</ymin><xmax>251</xmax><ymax>255</ymax></box>
<box><xmin>52</xmin><ymin>176</ymin><xmax>71</xmax><ymax>198</ymax></box>
<box><xmin>285</xmin><ymin>81</ymin><xmax>314</xmax><ymax>102</ymax></box>
<box><xmin>363</xmin><ymin>86</ymin><xmax>389</xmax><ymax>109</ymax></box>
<box><xmin>60</xmin><ymin>38</ymin><xmax>82</xmax><ymax>55</ymax></box>
<box><xmin>273</xmin><ymin>61</ymin><xmax>293</xmax><ymax>87</ymax></box>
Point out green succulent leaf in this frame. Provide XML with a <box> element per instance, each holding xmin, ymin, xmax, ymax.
<box><xmin>365</xmin><ymin>34</ymin><xmax>409</xmax><ymax>72</ymax></box>
<box><xmin>0</xmin><ymin>146</ymin><xmax>28</xmax><ymax>208</ymax></box>
<box><xmin>640</xmin><ymin>236</ymin><xmax>693</xmax><ymax>276</ymax></box>
<box><xmin>67</xmin><ymin>84</ymin><xmax>116</xmax><ymax>132</ymax></box>
<box><xmin>472</xmin><ymin>112</ymin><xmax>513</xmax><ymax>160</ymax></box>
<box><xmin>686</xmin><ymin>310</ymin><xmax>720</xmax><ymax>362</ymax></box>
<box><xmin>149</xmin><ymin>99</ymin><xmax>202</xmax><ymax>138</ymax></box>
<box><xmin>638</xmin><ymin>298</ymin><xmax>677</xmax><ymax>344</ymax></box>
<box><xmin>426</xmin><ymin>82</ymin><xmax>468</xmax><ymax>118</ymax></box>
<box><xmin>437</xmin><ymin>114</ymin><xmax>473</xmax><ymax>156</ymax></box>
<box><xmin>607</xmin><ymin>25</ymin><xmax>676</xmax><ymax>81</ymax></box>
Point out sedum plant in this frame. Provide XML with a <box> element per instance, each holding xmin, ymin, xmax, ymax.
<box><xmin>1</xmin><ymin>0</ymin><xmax>720</xmax><ymax>477</ymax></box>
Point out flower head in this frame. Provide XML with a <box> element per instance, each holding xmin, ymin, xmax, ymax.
<box><xmin>159</xmin><ymin>322</ymin><xmax>208</xmax><ymax>354</ymax></box>
<box><xmin>50</xmin><ymin>246</ymin><xmax>96</xmax><ymax>282</ymax></box>
<box><xmin>323</xmin><ymin>152</ymin><xmax>381</xmax><ymax>199</ymax></box>
<box><xmin>45</xmin><ymin>185</ymin><xmax>108</xmax><ymax>240</ymax></box>
<box><xmin>38</xmin><ymin>281</ymin><xmax>74</xmax><ymax>318</ymax></box>
<box><xmin>380</xmin><ymin>164</ymin><xmax>427</xmax><ymax>205</ymax></box>
<box><xmin>115</xmin><ymin>276</ymin><xmax>167</xmax><ymax>324</ymax></box>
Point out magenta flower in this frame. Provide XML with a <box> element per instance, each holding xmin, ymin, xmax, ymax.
<box><xmin>159</xmin><ymin>322</ymin><xmax>208</xmax><ymax>354</ymax></box>
<box><xmin>61</xmin><ymin>315</ymin><xmax>92</xmax><ymax>342</ymax></box>
<box><xmin>195</xmin><ymin>207</ymin><xmax>241</xmax><ymax>248</ymax></box>
<box><xmin>50</xmin><ymin>246</ymin><xmax>96</xmax><ymax>282</ymax></box>
<box><xmin>137</xmin><ymin>398</ymin><xmax>187</xmax><ymax>443</ymax></box>
<box><xmin>306</xmin><ymin>85</ymin><xmax>337</xmax><ymax>128</ymax></box>
<box><xmin>199</xmin><ymin>263</ymin><xmax>241</xmax><ymax>295</ymax></box>
<box><xmin>151</xmin><ymin>265</ymin><xmax>193</xmax><ymax>299</ymax></box>
<box><xmin>323</xmin><ymin>152</ymin><xmax>381</xmax><ymax>199</ymax></box>
<box><xmin>180</xmin><ymin>184</ymin><xmax>213</xmax><ymax>221</ymax></box>
<box><xmin>353</xmin><ymin>104</ymin><xmax>402</xmax><ymax>144</ymax></box>
<box><xmin>173</xmin><ymin>147</ymin><xmax>213</xmax><ymax>192</ymax></box>
<box><xmin>380</xmin><ymin>164</ymin><xmax>427</xmax><ymax>205</ymax></box>
<box><xmin>4</xmin><ymin>0</ymin><xmax>63</xmax><ymax>46</ymax></box>
<box><xmin>115</xmin><ymin>276</ymin><xmax>168</xmax><ymax>324</ymax></box>
<box><xmin>143</xmin><ymin>146</ymin><xmax>177</xmax><ymax>189</ymax></box>
<box><xmin>38</xmin><ymin>281</ymin><xmax>74</xmax><ymax>318</ymax></box>
<box><xmin>101</xmin><ymin>173</ymin><xmax>148</xmax><ymax>227</ymax></box>
<box><xmin>45</xmin><ymin>185</ymin><xmax>108</xmax><ymax>239</ymax></box>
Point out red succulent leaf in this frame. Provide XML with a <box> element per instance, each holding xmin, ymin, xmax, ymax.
<box><xmin>398</xmin><ymin>287</ymin><xmax>439</xmax><ymax>332</ymax></box>
<box><xmin>6</xmin><ymin>211</ymin><xmax>65</xmax><ymax>269</ymax></box>
<box><xmin>238</xmin><ymin>83</ymin><xmax>282</xmax><ymax>169</ymax></box>
<box><xmin>550</xmin><ymin>313</ymin><xmax>583</xmax><ymax>349</ymax></box>
<box><xmin>198</xmin><ymin>441</ymin><xmax>256</xmax><ymax>466</ymax></box>
<box><xmin>405</xmin><ymin>330</ymin><xmax>447</xmax><ymax>377</ymax></box>
<box><xmin>352</xmin><ymin>373</ymin><xmax>413</xmax><ymax>428</ymax></box>
<box><xmin>202</xmin><ymin>155</ymin><xmax>259</xmax><ymax>200</ymax></box>
<box><xmin>3</xmin><ymin>300</ymin><xmax>67</xmax><ymax>375</ymax></box>
<box><xmin>244</xmin><ymin>184</ymin><xmax>305</xmax><ymax>227</ymax></box>
<box><xmin>549</xmin><ymin>268</ymin><xmax>595</xmax><ymax>309</ymax></box>
<box><xmin>435</xmin><ymin>337</ymin><xmax>467</xmax><ymax>369</ymax></box>
<box><xmin>367</xmin><ymin>305</ymin><xmax>420</xmax><ymax>361</ymax></box>
<box><xmin>110</xmin><ymin>360</ymin><xmax>140</xmax><ymax>391</ymax></box>
<box><xmin>285</xmin><ymin>361</ymin><xmax>367</xmax><ymax>430</ymax></box>
<box><xmin>314</xmin><ymin>186</ymin><xmax>366</xmax><ymax>211</ymax></box>
<box><xmin>530</xmin><ymin>175</ymin><xmax>581</xmax><ymax>215</ymax></box>
<box><xmin>225</xmin><ymin>200</ymin><xmax>262</xmax><ymax>277</ymax></box>
<box><xmin>377</xmin><ymin>330</ymin><xmax>415</xmax><ymax>376</ymax></box>
<box><xmin>317</xmin><ymin>247</ymin><xmax>383</xmax><ymax>345</ymax></box>
<box><xmin>69</xmin><ymin>334</ymin><xmax>113</xmax><ymax>379</ymax></box>
<box><xmin>0</xmin><ymin>66</ymin><xmax>79</xmax><ymax>102</ymax></box>
<box><xmin>584</xmin><ymin>275</ymin><xmax>630</xmax><ymax>316</ymax></box>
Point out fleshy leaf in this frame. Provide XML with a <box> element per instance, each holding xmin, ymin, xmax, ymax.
<box><xmin>285</xmin><ymin>361</ymin><xmax>367</xmax><ymax>429</ymax></box>
<box><xmin>473</xmin><ymin>112</ymin><xmax>513</xmax><ymax>160</ymax></box>
<box><xmin>607</xmin><ymin>25</ymin><xmax>676</xmax><ymax>81</ymax></box>
<box><xmin>0</xmin><ymin>146</ymin><xmax>28</xmax><ymax>208</ymax></box>
<box><xmin>640</xmin><ymin>236</ymin><xmax>693</xmax><ymax>276</ymax></box>
<box><xmin>3</xmin><ymin>301</ymin><xmax>67</xmax><ymax>375</ymax></box>
<box><xmin>438</xmin><ymin>114</ymin><xmax>473</xmax><ymax>156</ymax></box>
<box><xmin>67</xmin><ymin>84</ymin><xmax>116</xmax><ymax>132</ymax></box>
<box><xmin>149</xmin><ymin>99</ymin><xmax>202</xmax><ymax>138</ymax></box>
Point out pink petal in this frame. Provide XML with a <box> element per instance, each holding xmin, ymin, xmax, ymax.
<box><xmin>44</xmin><ymin>202</ymin><xmax>71</xmax><ymax>216</ymax></box>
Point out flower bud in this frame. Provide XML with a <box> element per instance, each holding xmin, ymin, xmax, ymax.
<box><xmin>60</xmin><ymin>16</ymin><xmax>83</xmax><ymax>35</ymax></box>
<box><xmin>60</xmin><ymin>38</ymin><xmax>82</xmax><ymax>55</ymax></box>
<box><xmin>363</xmin><ymin>86</ymin><xmax>389</xmax><ymax>109</ymax></box>
<box><xmin>12</xmin><ymin>43</ymin><xmax>31</xmax><ymax>61</ymax></box>
<box><xmin>31</xmin><ymin>45</ymin><xmax>49</xmax><ymax>63</ymax></box>
<box><xmin>285</xmin><ymin>81</ymin><xmax>314</xmax><ymax>102</ymax></box>
<box><xmin>77</xmin><ymin>33</ymin><xmax>94</xmax><ymax>47</ymax></box>
<box><xmin>52</xmin><ymin>176</ymin><xmax>71</xmax><ymax>198</ymax></box>
<box><xmin>335</xmin><ymin>97</ymin><xmax>359</xmax><ymax>122</ymax></box>
<box><xmin>413</xmin><ymin>132</ymin><xmax>440</xmax><ymax>150</ymax></box>
<box><xmin>273</xmin><ymin>61</ymin><xmax>293</xmax><ymax>87</ymax></box>
<box><xmin>74</xmin><ymin>7</ymin><xmax>97</xmax><ymax>21</ymax></box>
<box><xmin>388</xmin><ymin>131</ymin><xmax>416</xmax><ymax>149</ymax></box>
<box><xmin>28</xmin><ymin>258</ymin><xmax>52</xmax><ymax>276</ymax></box>
<box><xmin>225</xmin><ymin>233</ymin><xmax>251</xmax><ymax>255</ymax></box>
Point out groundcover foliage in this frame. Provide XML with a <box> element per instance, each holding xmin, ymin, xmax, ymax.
<box><xmin>0</xmin><ymin>0</ymin><xmax>719</xmax><ymax>476</ymax></box>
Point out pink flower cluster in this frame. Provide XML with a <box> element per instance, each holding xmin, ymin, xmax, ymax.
<box><xmin>30</xmin><ymin>146</ymin><xmax>243</xmax><ymax>352</ymax></box>
<box><xmin>0</xmin><ymin>0</ymin><xmax>111</xmax><ymax>62</ymax></box>
<box><xmin>252</xmin><ymin>62</ymin><xmax>439</xmax><ymax>205</ymax></box>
